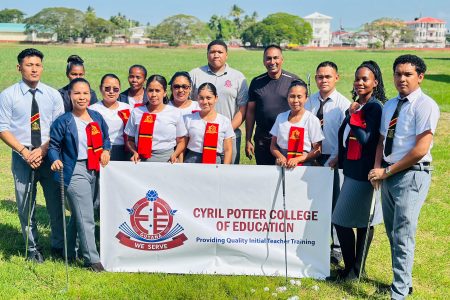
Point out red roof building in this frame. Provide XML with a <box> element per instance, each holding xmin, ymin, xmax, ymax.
<box><xmin>406</xmin><ymin>17</ymin><xmax>447</xmax><ymax>48</ymax></box>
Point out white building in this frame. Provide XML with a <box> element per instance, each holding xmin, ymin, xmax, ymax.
<box><xmin>406</xmin><ymin>17</ymin><xmax>447</xmax><ymax>48</ymax></box>
<box><xmin>303</xmin><ymin>12</ymin><xmax>332</xmax><ymax>47</ymax></box>
<box><xmin>0</xmin><ymin>23</ymin><xmax>56</xmax><ymax>42</ymax></box>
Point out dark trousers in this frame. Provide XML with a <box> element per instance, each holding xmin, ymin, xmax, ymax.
<box><xmin>254</xmin><ymin>135</ymin><xmax>275</xmax><ymax>165</ymax></box>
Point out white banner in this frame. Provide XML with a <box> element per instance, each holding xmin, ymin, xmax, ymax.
<box><xmin>100</xmin><ymin>162</ymin><xmax>333</xmax><ymax>279</ymax></box>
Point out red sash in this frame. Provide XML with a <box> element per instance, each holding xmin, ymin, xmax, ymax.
<box><xmin>347</xmin><ymin>110</ymin><xmax>366</xmax><ymax>160</ymax></box>
<box><xmin>138</xmin><ymin>113</ymin><xmax>156</xmax><ymax>159</ymax></box>
<box><xmin>86</xmin><ymin>122</ymin><xmax>103</xmax><ymax>171</ymax></box>
<box><xmin>192</xmin><ymin>109</ymin><xmax>201</xmax><ymax>113</ymax></box>
<box><xmin>134</xmin><ymin>103</ymin><xmax>144</xmax><ymax>108</ymax></box>
<box><xmin>202</xmin><ymin>123</ymin><xmax>219</xmax><ymax>164</ymax></box>
<box><xmin>287</xmin><ymin>126</ymin><xmax>305</xmax><ymax>166</ymax></box>
<box><xmin>118</xmin><ymin>109</ymin><xmax>131</xmax><ymax>150</ymax></box>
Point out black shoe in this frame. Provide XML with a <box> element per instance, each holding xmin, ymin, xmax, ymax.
<box><xmin>330</xmin><ymin>249</ymin><xmax>343</xmax><ymax>266</ymax></box>
<box><xmin>26</xmin><ymin>250</ymin><xmax>44</xmax><ymax>263</ymax></box>
<box><xmin>409</xmin><ymin>287</ymin><xmax>413</xmax><ymax>295</ymax></box>
<box><xmin>88</xmin><ymin>262</ymin><xmax>105</xmax><ymax>272</ymax></box>
<box><xmin>50</xmin><ymin>247</ymin><xmax>64</xmax><ymax>260</ymax></box>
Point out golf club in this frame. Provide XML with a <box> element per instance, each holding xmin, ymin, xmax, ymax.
<box><xmin>24</xmin><ymin>169</ymin><xmax>35</xmax><ymax>260</ymax></box>
<box><xmin>59</xmin><ymin>168</ymin><xmax>69</xmax><ymax>291</ymax></box>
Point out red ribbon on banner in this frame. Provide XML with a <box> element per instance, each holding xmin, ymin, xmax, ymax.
<box><xmin>115</xmin><ymin>232</ymin><xmax>188</xmax><ymax>251</ymax></box>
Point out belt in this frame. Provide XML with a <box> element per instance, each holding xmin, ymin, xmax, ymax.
<box><xmin>382</xmin><ymin>160</ymin><xmax>433</xmax><ymax>172</ymax></box>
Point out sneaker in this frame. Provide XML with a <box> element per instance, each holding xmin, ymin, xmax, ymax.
<box><xmin>26</xmin><ymin>250</ymin><xmax>44</xmax><ymax>263</ymax></box>
<box><xmin>88</xmin><ymin>262</ymin><xmax>105</xmax><ymax>272</ymax></box>
<box><xmin>330</xmin><ymin>249</ymin><xmax>343</xmax><ymax>266</ymax></box>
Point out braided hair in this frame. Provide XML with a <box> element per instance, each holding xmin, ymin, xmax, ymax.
<box><xmin>353</xmin><ymin>60</ymin><xmax>387</xmax><ymax>103</ymax></box>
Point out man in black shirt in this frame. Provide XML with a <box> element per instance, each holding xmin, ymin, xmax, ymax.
<box><xmin>245</xmin><ymin>45</ymin><xmax>299</xmax><ymax>165</ymax></box>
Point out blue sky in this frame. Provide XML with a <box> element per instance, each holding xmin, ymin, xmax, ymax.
<box><xmin>1</xmin><ymin>0</ymin><xmax>449</xmax><ymax>31</ymax></box>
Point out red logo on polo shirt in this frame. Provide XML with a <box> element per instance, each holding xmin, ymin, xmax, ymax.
<box><xmin>224</xmin><ymin>80</ymin><xmax>232</xmax><ymax>88</ymax></box>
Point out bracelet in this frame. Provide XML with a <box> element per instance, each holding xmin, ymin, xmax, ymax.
<box><xmin>18</xmin><ymin>146</ymin><xmax>26</xmax><ymax>154</ymax></box>
<box><xmin>385</xmin><ymin>166</ymin><xmax>392</xmax><ymax>177</ymax></box>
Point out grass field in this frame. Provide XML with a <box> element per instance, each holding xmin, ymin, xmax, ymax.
<box><xmin>0</xmin><ymin>44</ymin><xmax>449</xmax><ymax>299</ymax></box>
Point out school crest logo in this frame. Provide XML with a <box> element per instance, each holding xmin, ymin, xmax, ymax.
<box><xmin>116</xmin><ymin>190</ymin><xmax>187</xmax><ymax>251</ymax></box>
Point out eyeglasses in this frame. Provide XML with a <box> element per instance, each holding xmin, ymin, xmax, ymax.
<box><xmin>173</xmin><ymin>84</ymin><xmax>191</xmax><ymax>90</ymax></box>
<box><xmin>104</xmin><ymin>86</ymin><xmax>120</xmax><ymax>93</ymax></box>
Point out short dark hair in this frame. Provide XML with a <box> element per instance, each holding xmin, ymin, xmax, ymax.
<box><xmin>69</xmin><ymin>77</ymin><xmax>91</xmax><ymax>91</ymax></box>
<box><xmin>393</xmin><ymin>54</ymin><xmax>427</xmax><ymax>75</ymax></box>
<box><xmin>263</xmin><ymin>44</ymin><xmax>282</xmax><ymax>56</ymax></box>
<box><xmin>66</xmin><ymin>55</ymin><xmax>85</xmax><ymax>76</ymax></box>
<box><xmin>146</xmin><ymin>74</ymin><xmax>169</xmax><ymax>104</ymax></box>
<box><xmin>207</xmin><ymin>40</ymin><xmax>228</xmax><ymax>52</ymax></box>
<box><xmin>100</xmin><ymin>73</ymin><xmax>121</xmax><ymax>87</ymax></box>
<box><xmin>198</xmin><ymin>82</ymin><xmax>217</xmax><ymax>97</ymax></box>
<box><xmin>129</xmin><ymin>64</ymin><xmax>148</xmax><ymax>78</ymax></box>
<box><xmin>316</xmin><ymin>61</ymin><xmax>338</xmax><ymax>73</ymax></box>
<box><xmin>288</xmin><ymin>79</ymin><xmax>309</xmax><ymax>97</ymax></box>
<box><xmin>17</xmin><ymin>48</ymin><xmax>44</xmax><ymax>64</ymax></box>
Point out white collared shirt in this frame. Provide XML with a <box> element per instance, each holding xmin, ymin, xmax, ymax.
<box><xmin>269</xmin><ymin>110</ymin><xmax>324</xmax><ymax>152</ymax></box>
<box><xmin>168</xmin><ymin>100</ymin><xmax>200</xmax><ymax>117</ymax></box>
<box><xmin>89</xmin><ymin>101</ymin><xmax>131</xmax><ymax>145</ymax></box>
<box><xmin>184</xmin><ymin>112</ymin><xmax>235</xmax><ymax>154</ymax></box>
<box><xmin>380</xmin><ymin>88</ymin><xmax>440</xmax><ymax>163</ymax></box>
<box><xmin>0</xmin><ymin>81</ymin><xmax>64</xmax><ymax>146</ymax></box>
<box><xmin>305</xmin><ymin>89</ymin><xmax>350</xmax><ymax>157</ymax></box>
<box><xmin>124</xmin><ymin>105</ymin><xmax>187</xmax><ymax>151</ymax></box>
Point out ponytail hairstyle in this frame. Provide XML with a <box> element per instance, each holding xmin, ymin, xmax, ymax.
<box><xmin>69</xmin><ymin>77</ymin><xmax>90</xmax><ymax>91</ymax></box>
<box><xmin>66</xmin><ymin>55</ymin><xmax>85</xmax><ymax>76</ymax></box>
<box><xmin>146</xmin><ymin>74</ymin><xmax>169</xmax><ymax>104</ymax></box>
<box><xmin>287</xmin><ymin>79</ymin><xmax>309</xmax><ymax>97</ymax></box>
<box><xmin>354</xmin><ymin>60</ymin><xmax>387</xmax><ymax>103</ymax></box>
<box><xmin>197</xmin><ymin>82</ymin><xmax>218</xmax><ymax>98</ymax></box>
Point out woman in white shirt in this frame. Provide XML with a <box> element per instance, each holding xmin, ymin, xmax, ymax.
<box><xmin>168</xmin><ymin>71</ymin><xmax>200</xmax><ymax>116</ymax></box>
<box><xmin>124</xmin><ymin>74</ymin><xmax>187</xmax><ymax>163</ymax></box>
<box><xmin>184</xmin><ymin>82</ymin><xmax>235</xmax><ymax>164</ymax></box>
<box><xmin>90</xmin><ymin>74</ymin><xmax>131</xmax><ymax>161</ymax></box>
<box><xmin>270</xmin><ymin>80</ymin><xmax>324</xmax><ymax>168</ymax></box>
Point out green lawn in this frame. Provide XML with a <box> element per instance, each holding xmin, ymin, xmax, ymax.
<box><xmin>0</xmin><ymin>44</ymin><xmax>449</xmax><ymax>299</ymax></box>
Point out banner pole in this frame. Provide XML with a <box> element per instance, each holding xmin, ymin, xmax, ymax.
<box><xmin>281</xmin><ymin>167</ymin><xmax>288</xmax><ymax>284</ymax></box>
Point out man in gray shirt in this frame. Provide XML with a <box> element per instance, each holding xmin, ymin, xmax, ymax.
<box><xmin>190</xmin><ymin>40</ymin><xmax>248</xmax><ymax>164</ymax></box>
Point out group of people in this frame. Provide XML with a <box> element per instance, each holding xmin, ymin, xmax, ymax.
<box><xmin>0</xmin><ymin>40</ymin><xmax>439</xmax><ymax>299</ymax></box>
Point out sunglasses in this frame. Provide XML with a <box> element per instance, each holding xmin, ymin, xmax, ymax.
<box><xmin>104</xmin><ymin>86</ymin><xmax>120</xmax><ymax>93</ymax></box>
<box><xmin>173</xmin><ymin>84</ymin><xmax>191</xmax><ymax>90</ymax></box>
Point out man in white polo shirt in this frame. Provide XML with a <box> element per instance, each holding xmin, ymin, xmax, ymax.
<box><xmin>0</xmin><ymin>48</ymin><xmax>65</xmax><ymax>263</ymax></box>
<box><xmin>190</xmin><ymin>40</ymin><xmax>248</xmax><ymax>164</ymax></box>
<box><xmin>369</xmin><ymin>54</ymin><xmax>440</xmax><ymax>299</ymax></box>
<box><xmin>305</xmin><ymin>61</ymin><xmax>350</xmax><ymax>267</ymax></box>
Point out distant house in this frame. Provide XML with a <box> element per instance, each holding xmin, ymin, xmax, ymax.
<box><xmin>0</xmin><ymin>23</ymin><xmax>56</xmax><ymax>42</ymax></box>
<box><xmin>129</xmin><ymin>26</ymin><xmax>150</xmax><ymax>44</ymax></box>
<box><xmin>331</xmin><ymin>27</ymin><xmax>374</xmax><ymax>48</ymax></box>
<box><xmin>303</xmin><ymin>12</ymin><xmax>332</xmax><ymax>47</ymax></box>
<box><xmin>406</xmin><ymin>17</ymin><xmax>447</xmax><ymax>48</ymax></box>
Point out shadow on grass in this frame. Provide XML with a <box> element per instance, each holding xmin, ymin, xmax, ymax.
<box><xmin>425</xmin><ymin>74</ymin><xmax>450</xmax><ymax>84</ymax></box>
<box><xmin>0</xmin><ymin>199</ymin><xmax>52</xmax><ymax>260</ymax></box>
<box><xmin>327</xmin><ymin>269</ymin><xmax>391</xmax><ymax>298</ymax></box>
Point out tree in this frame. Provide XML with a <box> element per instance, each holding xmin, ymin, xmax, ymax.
<box><xmin>25</xmin><ymin>7</ymin><xmax>85</xmax><ymax>42</ymax></box>
<box><xmin>208</xmin><ymin>15</ymin><xmax>237</xmax><ymax>40</ymax></box>
<box><xmin>229</xmin><ymin>4</ymin><xmax>244</xmax><ymax>29</ymax></box>
<box><xmin>0</xmin><ymin>8</ymin><xmax>25</xmax><ymax>23</ymax></box>
<box><xmin>149</xmin><ymin>14</ymin><xmax>212</xmax><ymax>46</ymax></box>
<box><xmin>365</xmin><ymin>18</ymin><xmax>411</xmax><ymax>49</ymax></box>
<box><xmin>241</xmin><ymin>13</ymin><xmax>312</xmax><ymax>47</ymax></box>
<box><xmin>81</xmin><ymin>7</ymin><xmax>115</xmax><ymax>43</ymax></box>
